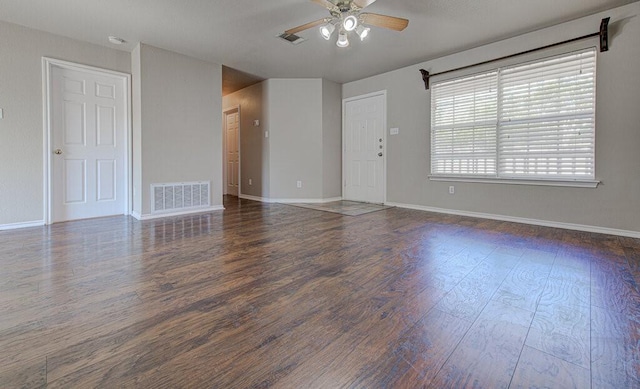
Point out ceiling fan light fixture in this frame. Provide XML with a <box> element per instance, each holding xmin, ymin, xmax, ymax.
<box><xmin>336</xmin><ymin>31</ymin><xmax>349</xmax><ymax>47</ymax></box>
<box><xmin>319</xmin><ymin>23</ymin><xmax>335</xmax><ymax>40</ymax></box>
<box><xmin>283</xmin><ymin>0</ymin><xmax>408</xmax><ymax>48</ymax></box>
<box><xmin>343</xmin><ymin>15</ymin><xmax>358</xmax><ymax>32</ymax></box>
<box><xmin>356</xmin><ymin>25</ymin><xmax>370</xmax><ymax>40</ymax></box>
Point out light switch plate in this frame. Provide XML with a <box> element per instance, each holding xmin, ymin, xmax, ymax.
<box><xmin>390</xmin><ymin>127</ymin><xmax>399</xmax><ymax>135</ymax></box>
<box><xmin>0</xmin><ymin>108</ymin><xmax>3</xmax><ymax>119</ymax></box>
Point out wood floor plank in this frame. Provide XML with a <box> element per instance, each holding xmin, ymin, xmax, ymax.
<box><xmin>510</xmin><ymin>345</ymin><xmax>590</xmax><ymax>389</ymax></box>
<box><xmin>369</xmin><ymin>308</ymin><xmax>473</xmax><ymax>388</ymax></box>
<box><xmin>274</xmin><ymin>282</ymin><xmax>442</xmax><ymax>388</ymax></box>
<box><xmin>0</xmin><ymin>355</ymin><xmax>46</xmax><ymax>389</ymax></box>
<box><xmin>1</xmin><ymin>196</ymin><xmax>639</xmax><ymax>387</ymax></box>
<box><xmin>435</xmin><ymin>279</ymin><xmax>493</xmax><ymax>321</ymax></box>
<box><xmin>429</xmin><ymin>300</ymin><xmax>533</xmax><ymax>388</ymax></box>
<box><xmin>492</xmin><ymin>260</ymin><xmax>552</xmax><ymax>312</ymax></box>
<box><xmin>526</xmin><ymin>301</ymin><xmax>590</xmax><ymax>368</ymax></box>
<box><xmin>538</xmin><ymin>276</ymin><xmax>590</xmax><ymax>317</ymax></box>
<box><xmin>591</xmin><ymin>305</ymin><xmax>640</xmax><ymax>388</ymax></box>
<box><xmin>591</xmin><ymin>263</ymin><xmax>640</xmax><ymax>316</ymax></box>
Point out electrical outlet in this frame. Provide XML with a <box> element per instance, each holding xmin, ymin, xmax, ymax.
<box><xmin>249</xmin><ymin>178</ymin><xmax>252</xmax><ymax>185</ymax></box>
<box><xmin>296</xmin><ymin>180</ymin><xmax>302</xmax><ymax>188</ymax></box>
<box><xmin>390</xmin><ymin>127</ymin><xmax>399</xmax><ymax>135</ymax></box>
<box><xmin>449</xmin><ymin>186</ymin><xmax>455</xmax><ymax>194</ymax></box>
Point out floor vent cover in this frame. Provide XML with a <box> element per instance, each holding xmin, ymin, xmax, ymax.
<box><xmin>151</xmin><ymin>181</ymin><xmax>210</xmax><ymax>214</ymax></box>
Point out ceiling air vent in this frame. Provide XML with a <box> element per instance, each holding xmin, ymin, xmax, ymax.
<box><xmin>277</xmin><ymin>32</ymin><xmax>306</xmax><ymax>45</ymax></box>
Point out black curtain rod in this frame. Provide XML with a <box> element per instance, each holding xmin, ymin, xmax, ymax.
<box><xmin>420</xmin><ymin>17</ymin><xmax>610</xmax><ymax>90</ymax></box>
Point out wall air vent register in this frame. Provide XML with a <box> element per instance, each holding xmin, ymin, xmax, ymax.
<box><xmin>151</xmin><ymin>181</ymin><xmax>210</xmax><ymax>214</ymax></box>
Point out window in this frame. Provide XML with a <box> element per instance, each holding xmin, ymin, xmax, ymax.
<box><xmin>431</xmin><ymin>48</ymin><xmax>596</xmax><ymax>183</ymax></box>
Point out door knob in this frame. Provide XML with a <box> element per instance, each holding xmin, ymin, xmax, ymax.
<box><xmin>54</xmin><ymin>149</ymin><xmax>62</xmax><ymax>155</ymax></box>
<box><xmin>378</xmin><ymin>152</ymin><xmax>383</xmax><ymax>157</ymax></box>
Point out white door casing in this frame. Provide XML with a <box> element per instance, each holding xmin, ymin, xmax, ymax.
<box><xmin>343</xmin><ymin>92</ymin><xmax>386</xmax><ymax>204</ymax></box>
<box><xmin>224</xmin><ymin>108</ymin><xmax>240</xmax><ymax>196</ymax></box>
<box><xmin>44</xmin><ymin>58</ymin><xmax>130</xmax><ymax>223</ymax></box>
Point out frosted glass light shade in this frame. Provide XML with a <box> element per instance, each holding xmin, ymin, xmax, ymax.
<box><xmin>320</xmin><ymin>23</ymin><xmax>335</xmax><ymax>40</ymax></box>
<box><xmin>336</xmin><ymin>31</ymin><xmax>349</xmax><ymax>47</ymax></box>
<box><xmin>356</xmin><ymin>25</ymin><xmax>370</xmax><ymax>40</ymax></box>
<box><xmin>343</xmin><ymin>15</ymin><xmax>358</xmax><ymax>32</ymax></box>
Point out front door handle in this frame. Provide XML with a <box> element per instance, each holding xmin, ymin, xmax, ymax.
<box><xmin>378</xmin><ymin>152</ymin><xmax>383</xmax><ymax>157</ymax></box>
<box><xmin>54</xmin><ymin>149</ymin><xmax>63</xmax><ymax>155</ymax></box>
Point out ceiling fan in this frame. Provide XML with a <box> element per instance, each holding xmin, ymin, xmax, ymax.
<box><xmin>283</xmin><ymin>0</ymin><xmax>409</xmax><ymax>48</ymax></box>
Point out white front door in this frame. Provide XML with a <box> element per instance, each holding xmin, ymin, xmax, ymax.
<box><xmin>344</xmin><ymin>93</ymin><xmax>385</xmax><ymax>203</ymax></box>
<box><xmin>225</xmin><ymin>110</ymin><xmax>239</xmax><ymax>196</ymax></box>
<box><xmin>49</xmin><ymin>63</ymin><xmax>127</xmax><ymax>223</ymax></box>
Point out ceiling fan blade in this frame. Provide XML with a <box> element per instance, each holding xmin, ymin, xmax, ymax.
<box><xmin>310</xmin><ymin>0</ymin><xmax>337</xmax><ymax>10</ymax></box>
<box><xmin>353</xmin><ymin>0</ymin><xmax>378</xmax><ymax>9</ymax></box>
<box><xmin>285</xmin><ymin>19</ymin><xmax>327</xmax><ymax>35</ymax></box>
<box><xmin>361</xmin><ymin>13</ymin><xmax>409</xmax><ymax>31</ymax></box>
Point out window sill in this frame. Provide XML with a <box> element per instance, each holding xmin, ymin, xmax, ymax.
<box><xmin>428</xmin><ymin>175</ymin><xmax>600</xmax><ymax>188</ymax></box>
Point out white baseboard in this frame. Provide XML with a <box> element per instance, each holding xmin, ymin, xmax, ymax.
<box><xmin>276</xmin><ymin>197</ymin><xmax>343</xmax><ymax>204</ymax></box>
<box><xmin>239</xmin><ymin>194</ymin><xmax>270</xmax><ymax>203</ymax></box>
<box><xmin>0</xmin><ymin>220</ymin><xmax>45</xmax><ymax>231</ymax></box>
<box><xmin>385</xmin><ymin>202</ymin><xmax>640</xmax><ymax>239</ymax></box>
<box><xmin>131</xmin><ymin>206</ymin><xmax>225</xmax><ymax>221</ymax></box>
<box><xmin>239</xmin><ymin>195</ymin><xmax>343</xmax><ymax>204</ymax></box>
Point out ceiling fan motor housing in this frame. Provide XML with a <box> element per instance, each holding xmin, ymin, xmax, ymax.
<box><xmin>336</xmin><ymin>0</ymin><xmax>355</xmax><ymax>12</ymax></box>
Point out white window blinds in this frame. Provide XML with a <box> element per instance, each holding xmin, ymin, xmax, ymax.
<box><xmin>499</xmin><ymin>50</ymin><xmax>596</xmax><ymax>178</ymax></box>
<box><xmin>431</xmin><ymin>72</ymin><xmax>498</xmax><ymax>176</ymax></box>
<box><xmin>431</xmin><ymin>48</ymin><xmax>596</xmax><ymax>181</ymax></box>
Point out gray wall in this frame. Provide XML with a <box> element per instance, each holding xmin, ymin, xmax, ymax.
<box><xmin>0</xmin><ymin>20</ymin><xmax>130</xmax><ymax>225</ymax></box>
<box><xmin>131</xmin><ymin>45</ymin><xmax>143</xmax><ymax>214</ymax></box>
<box><xmin>322</xmin><ymin>79</ymin><xmax>343</xmax><ymax>199</ymax></box>
<box><xmin>132</xmin><ymin>43</ymin><xmax>222</xmax><ymax>216</ymax></box>
<box><xmin>343</xmin><ymin>2</ymin><xmax>640</xmax><ymax>232</ymax></box>
<box><xmin>222</xmin><ymin>82</ymin><xmax>268</xmax><ymax>198</ymax></box>
<box><xmin>261</xmin><ymin>81</ymin><xmax>272</xmax><ymax>198</ymax></box>
<box><xmin>267</xmin><ymin>79</ymin><xmax>324</xmax><ymax>199</ymax></box>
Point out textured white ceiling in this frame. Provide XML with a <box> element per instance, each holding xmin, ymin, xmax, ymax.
<box><xmin>0</xmin><ymin>0</ymin><xmax>636</xmax><ymax>85</ymax></box>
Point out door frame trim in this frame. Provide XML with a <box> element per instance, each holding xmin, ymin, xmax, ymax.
<box><xmin>42</xmin><ymin>57</ymin><xmax>132</xmax><ymax>224</ymax></box>
<box><xmin>223</xmin><ymin>105</ymin><xmax>241</xmax><ymax>197</ymax></box>
<box><xmin>342</xmin><ymin>90</ymin><xmax>387</xmax><ymax>204</ymax></box>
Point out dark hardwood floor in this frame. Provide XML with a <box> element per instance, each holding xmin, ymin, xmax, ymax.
<box><xmin>1</xmin><ymin>196</ymin><xmax>639</xmax><ymax>388</ymax></box>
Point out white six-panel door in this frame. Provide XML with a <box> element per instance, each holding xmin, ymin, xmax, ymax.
<box><xmin>50</xmin><ymin>64</ymin><xmax>127</xmax><ymax>222</ymax></box>
<box><xmin>343</xmin><ymin>93</ymin><xmax>385</xmax><ymax>204</ymax></box>
<box><xmin>225</xmin><ymin>110</ymin><xmax>239</xmax><ymax>196</ymax></box>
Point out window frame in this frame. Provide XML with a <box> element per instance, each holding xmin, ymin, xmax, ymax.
<box><xmin>429</xmin><ymin>47</ymin><xmax>600</xmax><ymax>188</ymax></box>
